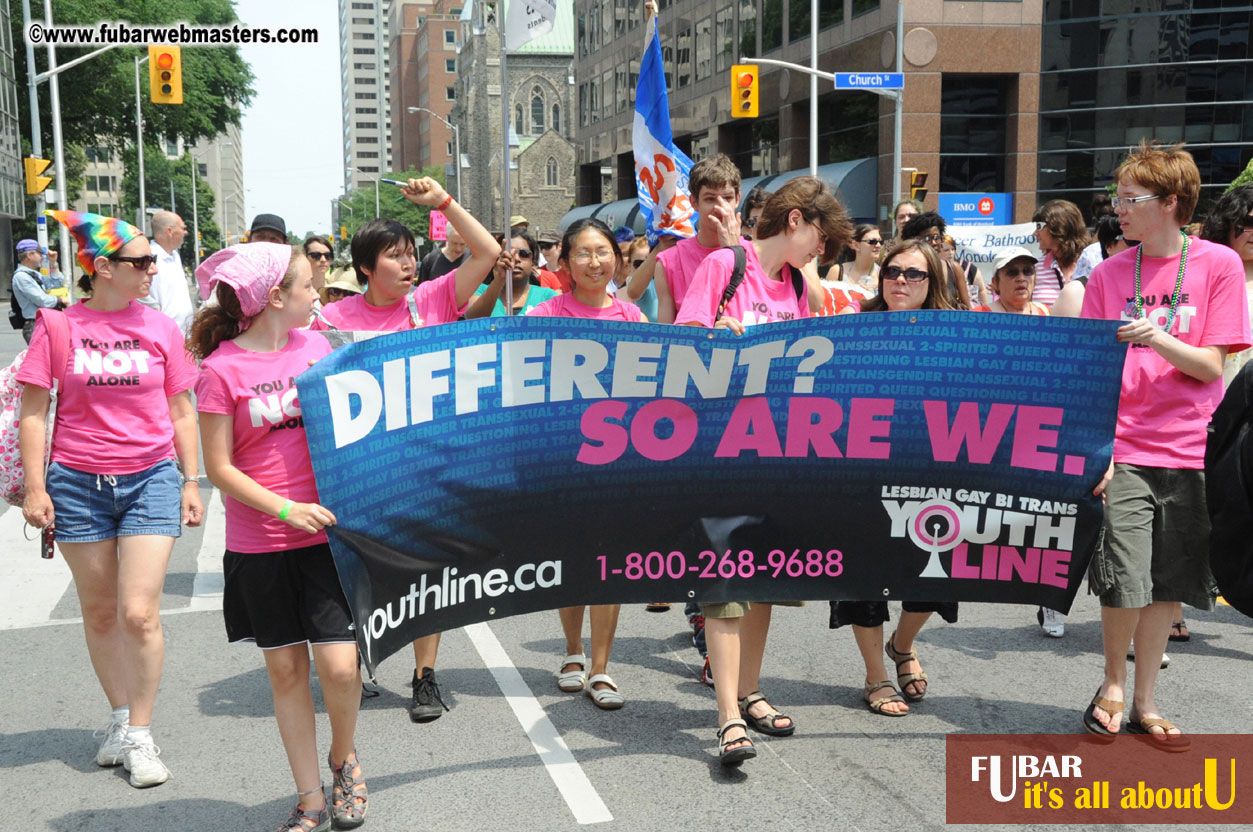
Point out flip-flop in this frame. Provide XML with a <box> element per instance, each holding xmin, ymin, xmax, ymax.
<box><xmin>1168</xmin><ymin>621</ymin><xmax>1190</xmax><ymax>642</ymax></box>
<box><xmin>1126</xmin><ymin>715</ymin><xmax>1190</xmax><ymax>752</ymax></box>
<box><xmin>1081</xmin><ymin>689</ymin><xmax>1123</xmax><ymax>740</ymax></box>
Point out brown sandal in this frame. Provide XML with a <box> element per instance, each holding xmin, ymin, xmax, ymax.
<box><xmin>885</xmin><ymin>632</ymin><xmax>928</xmax><ymax>701</ymax></box>
<box><xmin>864</xmin><ymin>680</ymin><xmax>908</xmax><ymax>717</ymax></box>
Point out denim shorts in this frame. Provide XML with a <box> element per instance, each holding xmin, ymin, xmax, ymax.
<box><xmin>47</xmin><ymin>459</ymin><xmax>183</xmax><ymax>543</ymax></box>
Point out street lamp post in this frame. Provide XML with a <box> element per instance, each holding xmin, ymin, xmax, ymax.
<box><xmin>356</xmin><ymin>167</ymin><xmax>380</xmax><ymax>218</ymax></box>
<box><xmin>407</xmin><ymin>106</ymin><xmax>461</xmax><ymax>204</ymax></box>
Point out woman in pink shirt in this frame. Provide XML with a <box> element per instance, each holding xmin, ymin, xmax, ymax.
<box><xmin>527</xmin><ymin>219</ymin><xmax>643</xmax><ymax>710</ymax></box>
<box><xmin>190</xmin><ymin>244</ymin><xmax>367</xmax><ymax>831</ymax></box>
<box><xmin>18</xmin><ymin>211</ymin><xmax>203</xmax><ymax>789</ymax></box>
<box><xmin>677</xmin><ymin>177</ymin><xmax>853</xmax><ymax>765</ymax></box>
<box><xmin>315</xmin><ymin>176</ymin><xmax>499</xmax><ymax>725</ymax></box>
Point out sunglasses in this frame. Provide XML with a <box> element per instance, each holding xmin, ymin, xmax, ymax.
<box><xmin>1002</xmin><ymin>265</ymin><xmax>1036</xmax><ymax>278</ymax></box>
<box><xmin>632</xmin><ymin>258</ymin><xmax>645</xmax><ymax>269</ymax></box>
<box><xmin>862</xmin><ymin>238</ymin><xmax>883</xmax><ymax>246</ymax></box>
<box><xmin>1033</xmin><ymin>221</ymin><xmax>1048</xmax><ymax>232</ymax></box>
<box><xmin>111</xmin><ymin>254</ymin><xmax>156</xmax><ymax>270</ymax></box>
<box><xmin>307</xmin><ymin>251</ymin><xmax>332</xmax><ymax>261</ymax></box>
<box><xmin>922</xmin><ymin>233</ymin><xmax>943</xmax><ymax>244</ymax></box>
<box><xmin>1235</xmin><ymin>215</ymin><xmax>1253</xmax><ymax>236</ymax></box>
<box><xmin>327</xmin><ymin>287</ymin><xmax>356</xmax><ymax>297</ymax></box>
<box><xmin>514</xmin><ymin>249</ymin><xmax>533</xmax><ymax>259</ymax></box>
<box><xmin>882</xmin><ymin>264</ymin><xmax>930</xmax><ymax>283</ymax></box>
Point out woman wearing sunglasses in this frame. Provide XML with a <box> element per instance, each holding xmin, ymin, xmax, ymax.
<box><xmin>832</xmin><ymin>238</ymin><xmax>961</xmax><ymax>716</ymax></box>
<box><xmin>819</xmin><ymin>224</ymin><xmax>882</xmax><ymax>315</ymax></box>
<box><xmin>465</xmin><ymin>231</ymin><xmax>558</xmax><ymax>318</ymax></box>
<box><xmin>18</xmin><ymin>211</ymin><xmax>203</xmax><ymax>788</ymax></box>
<box><xmin>974</xmin><ymin>247</ymin><xmax>1049</xmax><ymax>315</ymax></box>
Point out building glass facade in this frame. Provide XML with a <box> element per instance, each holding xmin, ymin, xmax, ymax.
<box><xmin>1038</xmin><ymin>0</ymin><xmax>1253</xmax><ymax>218</ymax></box>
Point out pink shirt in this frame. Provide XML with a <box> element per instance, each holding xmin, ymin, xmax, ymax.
<box><xmin>195</xmin><ymin>330</ymin><xmax>332</xmax><ymax>553</ymax></box>
<box><xmin>17</xmin><ymin>302</ymin><xmax>196</xmax><ymax>474</ymax></box>
<box><xmin>1031</xmin><ymin>252</ymin><xmax>1068</xmax><ymax>308</ymax></box>
<box><xmin>1082</xmin><ymin>237</ymin><xmax>1252</xmax><ymax>469</ymax></box>
<box><xmin>527</xmin><ymin>293</ymin><xmax>644</xmax><ymax>321</ymax></box>
<box><xmin>315</xmin><ymin>270</ymin><xmax>465</xmax><ymax>331</ymax></box>
<box><xmin>656</xmin><ymin>235</ymin><xmax>752</xmax><ymax>308</ymax></box>
<box><xmin>676</xmin><ymin>244</ymin><xmax>811</xmax><ymax>328</ymax></box>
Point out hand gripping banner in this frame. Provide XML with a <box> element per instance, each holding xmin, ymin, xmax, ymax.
<box><xmin>296</xmin><ymin>313</ymin><xmax>1126</xmax><ymax>676</ymax></box>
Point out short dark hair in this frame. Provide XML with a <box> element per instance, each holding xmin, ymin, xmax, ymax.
<box><xmin>351</xmin><ymin>219</ymin><xmax>414</xmax><ymax>285</ymax></box>
<box><xmin>901</xmin><ymin>212</ymin><xmax>945</xmax><ymax>241</ymax></box>
<box><xmin>558</xmin><ymin>218</ymin><xmax>621</xmax><ymax>270</ymax></box>
<box><xmin>1200</xmin><ymin>184</ymin><xmax>1253</xmax><ymax>250</ymax></box>
<box><xmin>754</xmin><ymin>176</ymin><xmax>853</xmax><ymax>263</ymax></box>
<box><xmin>1095</xmin><ymin>215</ymin><xmax>1126</xmax><ymax>258</ymax></box>
<box><xmin>304</xmin><ymin>235</ymin><xmax>333</xmax><ymax>255</ymax></box>
<box><xmin>742</xmin><ymin>186</ymin><xmax>769</xmax><ymax>217</ymax></box>
<box><xmin>688</xmin><ymin>154</ymin><xmax>741</xmax><ymax>202</ymax></box>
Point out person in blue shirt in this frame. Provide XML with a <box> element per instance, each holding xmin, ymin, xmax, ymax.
<box><xmin>11</xmin><ymin>239</ymin><xmax>64</xmax><ymax>343</ymax></box>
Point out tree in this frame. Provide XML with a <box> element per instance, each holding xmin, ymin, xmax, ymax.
<box><xmin>12</xmin><ymin>0</ymin><xmax>254</xmax><ymax>150</ymax></box>
<box><xmin>1227</xmin><ymin>157</ymin><xmax>1253</xmax><ymax>193</ymax></box>
<box><xmin>118</xmin><ymin>144</ymin><xmax>222</xmax><ymax>264</ymax></box>
<box><xmin>336</xmin><ymin>166</ymin><xmax>447</xmax><ymax>255</ymax></box>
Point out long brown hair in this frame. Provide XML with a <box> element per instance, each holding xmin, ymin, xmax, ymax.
<box><xmin>860</xmin><ymin>239</ymin><xmax>959</xmax><ymax>312</ymax></box>
<box><xmin>1032</xmin><ymin>199</ymin><xmax>1089</xmax><ymax>268</ymax></box>
<box><xmin>187</xmin><ymin>246</ymin><xmax>305</xmax><ymax>359</ymax></box>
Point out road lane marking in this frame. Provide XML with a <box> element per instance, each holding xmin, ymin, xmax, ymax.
<box><xmin>0</xmin><ymin>508</ymin><xmax>73</xmax><ymax>630</ymax></box>
<box><xmin>464</xmin><ymin>621</ymin><xmax>613</xmax><ymax>825</ymax></box>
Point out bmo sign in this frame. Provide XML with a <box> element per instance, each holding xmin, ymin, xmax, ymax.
<box><xmin>937</xmin><ymin>192</ymin><xmax>1013</xmax><ymax>226</ymax></box>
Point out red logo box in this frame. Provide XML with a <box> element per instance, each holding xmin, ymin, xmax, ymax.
<box><xmin>947</xmin><ymin>734</ymin><xmax>1251</xmax><ymax>824</ymax></box>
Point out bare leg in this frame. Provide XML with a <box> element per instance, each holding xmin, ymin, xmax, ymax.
<box><xmin>587</xmin><ymin>605</ymin><xmax>619</xmax><ymax>688</ymax></box>
<box><xmin>1094</xmin><ymin>605</ymin><xmax>1138</xmax><ymax>733</ymax></box>
<box><xmin>1129</xmin><ymin>601</ymin><xmax>1180</xmax><ymax>734</ymax></box>
<box><xmin>411</xmin><ymin>632</ymin><xmax>442</xmax><ymax>674</ymax></box>
<box><xmin>704</xmin><ymin>615</ymin><xmax>750</xmax><ymax>753</ymax></box>
<box><xmin>852</xmin><ymin>622</ymin><xmax>907</xmax><ymax>714</ymax></box>
<box><xmin>312</xmin><ymin>643</ymin><xmax>362</xmax><ymax>765</ymax></box>
<box><xmin>736</xmin><ymin>603</ymin><xmax>791</xmax><ymax>729</ymax></box>
<box><xmin>115</xmin><ymin>535</ymin><xmax>174</xmax><ymax>727</ymax></box>
<box><xmin>889</xmin><ymin>611</ymin><xmax>933</xmax><ymax>699</ymax></box>
<box><xmin>59</xmin><ymin>540</ymin><xmax>127</xmax><ymax>708</ymax></box>
<box><xmin>264</xmin><ymin>644</ymin><xmax>325</xmax><ymax>811</ymax></box>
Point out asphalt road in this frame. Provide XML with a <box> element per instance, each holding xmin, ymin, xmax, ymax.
<box><xmin>1</xmin><ymin>325</ymin><xmax>1250</xmax><ymax>832</ymax></box>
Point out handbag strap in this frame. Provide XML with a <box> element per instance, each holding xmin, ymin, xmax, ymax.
<box><xmin>37</xmin><ymin>308</ymin><xmax>71</xmax><ymax>392</ymax></box>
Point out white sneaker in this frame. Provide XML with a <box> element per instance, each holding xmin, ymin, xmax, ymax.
<box><xmin>122</xmin><ymin>738</ymin><xmax>170</xmax><ymax>788</ymax></box>
<box><xmin>1126</xmin><ymin>643</ymin><xmax>1170</xmax><ymax>669</ymax></box>
<box><xmin>93</xmin><ymin>718</ymin><xmax>128</xmax><ymax>767</ymax></box>
<box><xmin>1038</xmin><ymin>607</ymin><xmax>1065</xmax><ymax>638</ymax></box>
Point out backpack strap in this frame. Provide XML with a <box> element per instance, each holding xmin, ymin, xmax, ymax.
<box><xmin>716</xmin><ymin>246</ymin><xmax>748</xmax><ymax>318</ymax></box>
<box><xmin>789</xmin><ymin>265</ymin><xmax>806</xmax><ymax>303</ymax></box>
<box><xmin>36</xmin><ymin>308</ymin><xmax>71</xmax><ymax>392</ymax></box>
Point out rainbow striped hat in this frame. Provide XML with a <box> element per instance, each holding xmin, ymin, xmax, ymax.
<box><xmin>45</xmin><ymin>210</ymin><xmax>144</xmax><ymax>275</ymax></box>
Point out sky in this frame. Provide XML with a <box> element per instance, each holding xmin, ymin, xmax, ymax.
<box><xmin>237</xmin><ymin>0</ymin><xmax>344</xmax><ymax>238</ymax></box>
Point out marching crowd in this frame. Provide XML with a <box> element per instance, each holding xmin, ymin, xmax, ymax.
<box><xmin>9</xmin><ymin>139</ymin><xmax>1253</xmax><ymax>829</ymax></box>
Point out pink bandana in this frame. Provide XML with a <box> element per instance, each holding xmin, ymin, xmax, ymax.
<box><xmin>196</xmin><ymin>243</ymin><xmax>293</xmax><ymax>328</ymax></box>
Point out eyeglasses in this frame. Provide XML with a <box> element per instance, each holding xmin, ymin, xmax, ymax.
<box><xmin>307</xmin><ymin>251</ymin><xmax>332</xmax><ymax>261</ymax></box>
<box><xmin>514</xmin><ymin>249</ymin><xmax>533</xmax><ymax>259</ymax></box>
<box><xmin>1033</xmin><ymin>221</ymin><xmax>1048</xmax><ymax>232</ymax></box>
<box><xmin>882</xmin><ymin>264</ymin><xmax>930</xmax><ymax>283</ymax></box>
<box><xmin>1110</xmin><ymin>194</ymin><xmax>1161</xmax><ymax>209</ymax></box>
<box><xmin>111</xmin><ymin>255</ymin><xmax>156</xmax><ymax>270</ymax></box>
<box><xmin>809</xmin><ymin>221</ymin><xmax>828</xmax><ymax>247</ymax></box>
<box><xmin>922</xmin><ymin>233</ymin><xmax>943</xmax><ymax>245</ymax></box>
<box><xmin>632</xmin><ymin>258</ymin><xmax>645</xmax><ymax>269</ymax></box>
<box><xmin>570</xmin><ymin>249</ymin><xmax>616</xmax><ymax>264</ymax></box>
<box><xmin>1234</xmin><ymin>214</ymin><xmax>1253</xmax><ymax>236</ymax></box>
<box><xmin>1001</xmin><ymin>265</ymin><xmax>1036</xmax><ymax>278</ymax></box>
<box><xmin>862</xmin><ymin>238</ymin><xmax>883</xmax><ymax>246</ymax></box>
<box><xmin>743</xmin><ymin>216</ymin><xmax>759</xmax><ymax>229</ymax></box>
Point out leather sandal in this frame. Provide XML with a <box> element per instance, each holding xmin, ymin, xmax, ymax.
<box><xmin>1081</xmin><ymin>689</ymin><xmax>1123</xmax><ymax>738</ymax></box>
<box><xmin>328</xmin><ymin>751</ymin><xmax>367</xmax><ymax>829</ymax></box>
<box><xmin>885</xmin><ymin>632</ymin><xmax>928</xmax><ymax>701</ymax></box>
<box><xmin>1126</xmin><ymin>713</ymin><xmax>1190</xmax><ymax>752</ymax></box>
<box><xmin>585</xmin><ymin>673</ymin><xmax>624</xmax><ymax>710</ymax></box>
<box><xmin>557</xmin><ymin>653</ymin><xmax>586</xmax><ymax>692</ymax></box>
<box><xmin>737</xmin><ymin>691</ymin><xmax>795</xmax><ymax>736</ymax></box>
<box><xmin>864</xmin><ymin>680</ymin><xmax>908</xmax><ymax>717</ymax></box>
<box><xmin>717</xmin><ymin>718</ymin><xmax>756</xmax><ymax>767</ymax></box>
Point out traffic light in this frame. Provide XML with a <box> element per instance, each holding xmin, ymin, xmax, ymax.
<box><xmin>149</xmin><ymin>46</ymin><xmax>183</xmax><ymax>104</ymax></box>
<box><xmin>910</xmin><ymin>171</ymin><xmax>928</xmax><ymax>202</ymax></box>
<box><xmin>24</xmin><ymin>157</ymin><xmax>52</xmax><ymax>195</ymax></box>
<box><xmin>731</xmin><ymin>65</ymin><xmax>759</xmax><ymax>118</ymax></box>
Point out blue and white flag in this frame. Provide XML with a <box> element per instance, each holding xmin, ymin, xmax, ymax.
<box><xmin>633</xmin><ymin>15</ymin><xmax>695</xmax><ymax>245</ymax></box>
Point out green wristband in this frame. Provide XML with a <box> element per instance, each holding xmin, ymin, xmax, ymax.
<box><xmin>278</xmin><ymin>500</ymin><xmax>294</xmax><ymax>521</ymax></box>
